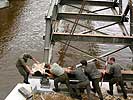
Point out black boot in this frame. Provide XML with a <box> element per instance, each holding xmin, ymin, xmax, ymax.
<box><xmin>23</xmin><ymin>80</ymin><xmax>30</xmax><ymax>84</ymax></box>
<box><xmin>107</xmin><ymin>90</ymin><xmax>113</xmax><ymax>95</ymax></box>
<box><xmin>123</xmin><ymin>94</ymin><xmax>127</xmax><ymax>99</ymax></box>
<box><xmin>53</xmin><ymin>88</ymin><xmax>60</xmax><ymax>92</ymax></box>
<box><xmin>23</xmin><ymin>73</ymin><xmax>29</xmax><ymax>84</ymax></box>
<box><xmin>75</xmin><ymin>95</ymin><xmax>82</xmax><ymax>100</ymax></box>
<box><xmin>91</xmin><ymin>88</ymin><xmax>96</xmax><ymax>93</ymax></box>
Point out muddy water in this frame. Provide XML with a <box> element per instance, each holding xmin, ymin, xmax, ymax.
<box><xmin>0</xmin><ymin>0</ymin><xmax>50</xmax><ymax>99</ymax></box>
<box><xmin>0</xmin><ymin>0</ymin><xmax>132</xmax><ymax>100</ymax></box>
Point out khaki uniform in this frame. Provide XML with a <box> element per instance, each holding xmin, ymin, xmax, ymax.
<box><xmin>16</xmin><ymin>53</ymin><xmax>32</xmax><ymax>83</ymax></box>
<box><xmin>83</xmin><ymin>62</ymin><xmax>103</xmax><ymax>100</ymax></box>
<box><xmin>108</xmin><ymin>63</ymin><xmax>127</xmax><ymax>99</ymax></box>
<box><xmin>50</xmin><ymin>63</ymin><xmax>72</xmax><ymax>93</ymax></box>
<box><xmin>70</xmin><ymin>68</ymin><xmax>90</xmax><ymax>99</ymax></box>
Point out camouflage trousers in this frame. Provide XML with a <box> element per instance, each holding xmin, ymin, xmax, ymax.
<box><xmin>16</xmin><ymin>66</ymin><xmax>29</xmax><ymax>83</ymax></box>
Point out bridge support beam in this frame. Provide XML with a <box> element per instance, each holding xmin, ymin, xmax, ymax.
<box><xmin>58</xmin><ymin>12</ymin><xmax>127</xmax><ymax>22</ymax></box>
<box><xmin>53</xmin><ymin>33</ymin><xmax>133</xmax><ymax>45</ymax></box>
<box><xmin>44</xmin><ymin>0</ymin><xmax>58</xmax><ymax>63</ymax></box>
<box><xmin>119</xmin><ymin>0</ymin><xmax>122</xmax><ymax>14</ymax></box>
<box><xmin>130</xmin><ymin>0</ymin><xmax>133</xmax><ymax>36</ymax></box>
<box><xmin>44</xmin><ymin>18</ymin><xmax>52</xmax><ymax>64</ymax></box>
<box><xmin>129</xmin><ymin>0</ymin><xmax>133</xmax><ymax>62</ymax></box>
<box><xmin>59</xmin><ymin>0</ymin><xmax>119</xmax><ymax>7</ymax></box>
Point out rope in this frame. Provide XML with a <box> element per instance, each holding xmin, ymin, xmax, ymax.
<box><xmin>57</xmin><ymin>0</ymin><xmax>86</xmax><ymax>66</ymax></box>
<box><xmin>129</xmin><ymin>0</ymin><xmax>133</xmax><ymax>7</ymax></box>
<box><xmin>129</xmin><ymin>0</ymin><xmax>133</xmax><ymax>17</ymax></box>
<box><xmin>129</xmin><ymin>0</ymin><xmax>133</xmax><ymax>16</ymax></box>
<box><xmin>129</xmin><ymin>0</ymin><xmax>133</xmax><ymax>15</ymax></box>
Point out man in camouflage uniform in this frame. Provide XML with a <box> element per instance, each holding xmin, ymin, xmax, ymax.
<box><xmin>80</xmin><ymin>60</ymin><xmax>103</xmax><ymax>100</ymax></box>
<box><xmin>16</xmin><ymin>53</ymin><xmax>39</xmax><ymax>84</ymax></box>
<box><xmin>106</xmin><ymin>57</ymin><xmax>127</xmax><ymax>99</ymax></box>
<box><xmin>68</xmin><ymin>67</ymin><xmax>91</xmax><ymax>100</ymax></box>
<box><xmin>45</xmin><ymin>63</ymin><xmax>72</xmax><ymax>93</ymax></box>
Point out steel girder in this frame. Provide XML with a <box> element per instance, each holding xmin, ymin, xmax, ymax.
<box><xmin>44</xmin><ymin>0</ymin><xmax>132</xmax><ymax>64</ymax></box>
<box><xmin>57</xmin><ymin>12</ymin><xmax>128</xmax><ymax>22</ymax></box>
<box><xmin>53</xmin><ymin>33</ymin><xmax>133</xmax><ymax>45</ymax></box>
<box><xmin>44</xmin><ymin>0</ymin><xmax>58</xmax><ymax>63</ymax></box>
<box><xmin>59</xmin><ymin>0</ymin><xmax>119</xmax><ymax>7</ymax></box>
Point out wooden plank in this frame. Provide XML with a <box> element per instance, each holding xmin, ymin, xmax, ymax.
<box><xmin>99</xmin><ymin>69</ymin><xmax>133</xmax><ymax>75</ymax></box>
<box><xmin>18</xmin><ymin>87</ymin><xmax>33</xmax><ymax>99</ymax></box>
<box><xmin>117</xmin><ymin>81</ymin><xmax>133</xmax><ymax>94</ymax></box>
<box><xmin>5</xmin><ymin>84</ymin><xmax>32</xmax><ymax>100</ymax></box>
<box><xmin>99</xmin><ymin>69</ymin><xmax>133</xmax><ymax>81</ymax></box>
<box><xmin>121</xmin><ymin>70</ymin><xmax>133</xmax><ymax>74</ymax></box>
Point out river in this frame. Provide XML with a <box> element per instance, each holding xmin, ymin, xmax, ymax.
<box><xmin>0</xmin><ymin>0</ymin><xmax>49</xmax><ymax>99</ymax></box>
<box><xmin>0</xmin><ymin>0</ymin><xmax>132</xmax><ymax>100</ymax></box>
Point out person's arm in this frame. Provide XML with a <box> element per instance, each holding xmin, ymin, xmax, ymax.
<box><xmin>32</xmin><ymin>57</ymin><xmax>40</xmax><ymax>64</ymax></box>
<box><xmin>64</xmin><ymin>67</ymin><xmax>73</xmax><ymax>73</ymax></box>
<box><xmin>45</xmin><ymin>72</ymin><xmax>54</xmax><ymax>78</ymax></box>
<box><xmin>26</xmin><ymin>54</ymin><xmax>39</xmax><ymax>64</ymax></box>
<box><xmin>20</xmin><ymin>58</ymin><xmax>34</xmax><ymax>75</ymax></box>
<box><xmin>25</xmin><ymin>65</ymin><xmax>34</xmax><ymax>75</ymax></box>
<box><xmin>45</xmin><ymin>69</ymin><xmax>54</xmax><ymax>78</ymax></box>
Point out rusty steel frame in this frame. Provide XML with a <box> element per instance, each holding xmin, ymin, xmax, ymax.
<box><xmin>44</xmin><ymin>0</ymin><xmax>133</xmax><ymax>67</ymax></box>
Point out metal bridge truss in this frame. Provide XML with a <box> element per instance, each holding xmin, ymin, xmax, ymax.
<box><xmin>44</xmin><ymin>0</ymin><xmax>133</xmax><ymax>68</ymax></box>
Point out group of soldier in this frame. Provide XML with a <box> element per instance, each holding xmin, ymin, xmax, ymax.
<box><xmin>16</xmin><ymin>53</ymin><xmax>127</xmax><ymax>100</ymax></box>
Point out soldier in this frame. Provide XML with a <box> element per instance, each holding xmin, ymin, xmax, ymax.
<box><xmin>16</xmin><ymin>53</ymin><xmax>39</xmax><ymax>84</ymax></box>
<box><xmin>80</xmin><ymin>60</ymin><xmax>103</xmax><ymax>100</ymax></box>
<box><xmin>45</xmin><ymin>63</ymin><xmax>72</xmax><ymax>93</ymax></box>
<box><xmin>106</xmin><ymin>57</ymin><xmax>127</xmax><ymax>99</ymax></box>
<box><xmin>68</xmin><ymin>67</ymin><xmax>91</xmax><ymax>100</ymax></box>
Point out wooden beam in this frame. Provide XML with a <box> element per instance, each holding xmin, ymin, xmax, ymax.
<box><xmin>57</xmin><ymin>12</ymin><xmax>125</xmax><ymax>22</ymax></box>
<box><xmin>18</xmin><ymin>87</ymin><xmax>33</xmax><ymax>99</ymax></box>
<box><xmin>53</xmin><ymin>32</ymin><xmax>133</xmax><ymax>45</ymax></box>
<box><xmin>99</xmin><ymin>69</ymin><xmax>133</xmax><ymax>81</ymax></box>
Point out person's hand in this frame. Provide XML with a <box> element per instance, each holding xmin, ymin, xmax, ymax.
<box><xmin>36</xmin><ymin>61</ymin><xmax>40</xmax><ymax>64</ymax></box>
<box><xmin>32</xmin><ymin>58</ymin><xmax>40</xmax><ymax>64</ymax></box>
<box><xmin>30</xmin><ymin>71</ymin><xmax>34</xmax><ymax>75</ymax></box>
<box><xmin>102</xmin><ymin>70</ymin><xmax>106</xmax><ymax>75</ymax></box>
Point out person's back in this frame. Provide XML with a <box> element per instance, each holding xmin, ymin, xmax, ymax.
<box><xmin>73</xmin><ymin>68</ymin><xmax>89</xmax><ymax>82</ymax></box>
<box><xmin>50</xmin><ymin>63</ymin><xmax>64</xmax><ymax>76</ymax></box>
<box><xmin>16</xmin><ymin>53</ymin><xmax>33</xmax><ymax>68</ymax></box>
<box><xmin>109</xmin><ymin>63</ymin><xmax>122</xmax><ymax>77</ymax></box>
<box><xmin>80</xmin><ymin>60</ymin><xmax>103</xmax><ymax>100</ymax></box>
<box><xmin>84</xmin><ymin>62</ymin><xmax>101</xmax><ymax>79</ymax></box>
<box><xmin>70</xmin><ymin>67</ymin><xmax>90</xmax><ymax>100</ymax></box>
<box><xmin>107</xmin><ymin>57</ymin><xmax>127</xmax><ymax>99</ymax></box>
